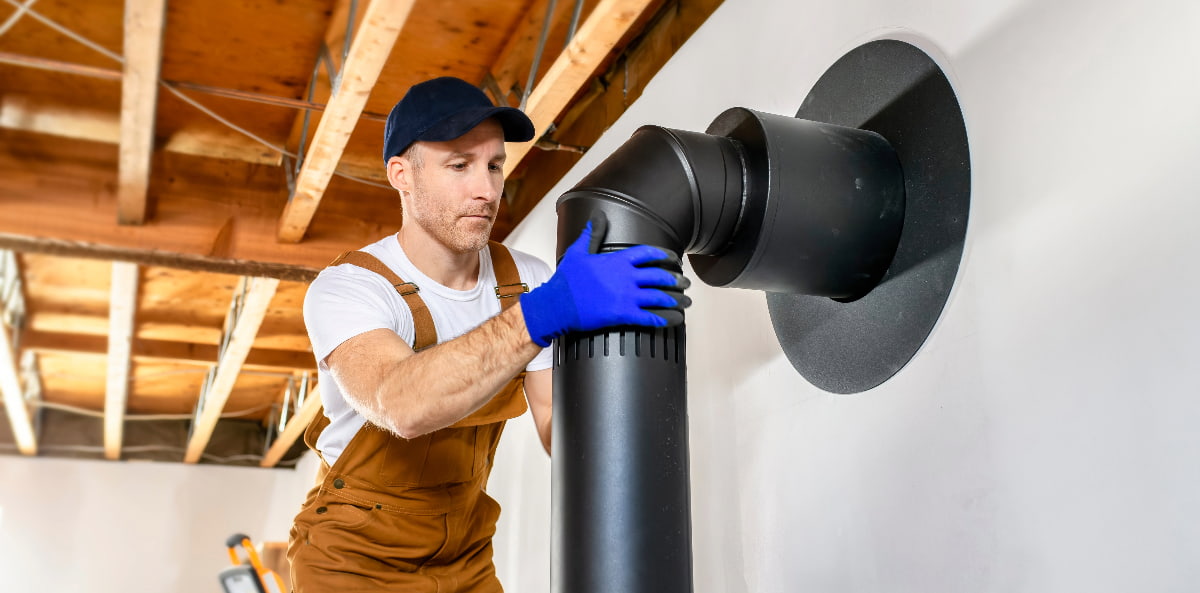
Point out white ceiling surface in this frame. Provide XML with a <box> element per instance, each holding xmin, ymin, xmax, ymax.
<box><xmin>494</xmin><ymin>0</ymin><xmax>1200</xmax><ymax>592</ymax></box>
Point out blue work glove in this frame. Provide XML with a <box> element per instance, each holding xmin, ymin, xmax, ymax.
<box><xmin>520</xmin><ymin>214</ymin><xmax>691</xmax><ymax>347</ymax></box>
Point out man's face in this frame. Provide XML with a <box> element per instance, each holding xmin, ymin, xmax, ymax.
<box><xmin>392</xmin><ymin>119</ymin><xmax>506</xmax><ymax>254</ymax></box>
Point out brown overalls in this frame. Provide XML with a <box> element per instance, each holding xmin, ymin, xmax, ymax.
<box><xmin>288</xmin><ymin>242</ymin><xmax>531</xmax><ymax>593</ymax></box>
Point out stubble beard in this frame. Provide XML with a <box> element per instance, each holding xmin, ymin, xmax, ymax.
<box><xmin>409</xmin><ymin>176</ymin><xmax>494</xmax><ymax>255</ymax></box>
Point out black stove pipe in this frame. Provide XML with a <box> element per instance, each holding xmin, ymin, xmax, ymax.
<box><xmin>551</xmin><ymin>108</ymin><xmax>905</xmax><ymax>593</ymax></box>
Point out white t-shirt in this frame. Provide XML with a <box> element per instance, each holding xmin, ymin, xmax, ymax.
<box><xmin>303</xmin><ymin>234</ymin><xmax>553</xmax><ymax>465</ymax></box>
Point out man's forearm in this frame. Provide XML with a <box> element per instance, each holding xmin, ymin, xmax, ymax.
<box><xmin>374</xmin><ymin>303</ymin><xmax>542</xmax><ymax>438</ymax></box>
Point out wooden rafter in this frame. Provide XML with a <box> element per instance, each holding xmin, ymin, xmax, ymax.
<box><xmin>0</xmin><ymin>323</ymin><xmax>34</xmax><ymax>455</ymax></box>
<box><xmin>0</xmin><ymin>250</ymin><xmax>35</xmax><ymax>455</ymax></box>
<box><xmin>486</xmin><ymin>0</ymin><xmax>587</xmax><ymax>107</ymax></box>
<box><xmin>0</xmin><ymin>145</ymin><xmax>398</xmax><ymax>275</ymax></box>
<box><xmin>280</xmin><ymin>0</ymin><xmax>382</xmax><ymax>191</ymax></box>
<box><xmin>0</xmin><ymin>95</ymin><xmax>283</xmax><ymax>166</ymax></box>
<box><xmin>260</xmin><ymin>381</ymin><xmax>322</xmax><ymax>467</ymax></box>
<box><xmin>276</xmin><ymin>0</ymin><xmax>413</xmax><ymax>243</ymax></box>
<box><xmin>183</xmin><ymin>276</ymin><xmax>280</xmax><ymax>463</ymax></box>
<box><xmin>283</xmin><ymin>0</ymin><xmax>360</xmax><ymax>155</ymax></box>
<box><xmin>103</xmin><ymin>261</ymin><xmax>138</xmax><ymax>460</ymax></box>
<box><xmin>116</xmin><ymin>0</ymin><xmax>168</xmax><ymax>225</ymax></box>
<box><xmin>495</xmin><ymin>0</ymin><xmax>724</xmax><ymax>238</ymax></box>
<box><xmin>503</xmin><ymin>0</ymin><xmax>659</xmax><ymax>178</ymax></box>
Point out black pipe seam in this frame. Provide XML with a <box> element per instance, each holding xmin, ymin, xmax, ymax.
<box><xmin>551</xmin><ymin>108</ymin><xmax>906</xmax><ymax>593</ymax></box>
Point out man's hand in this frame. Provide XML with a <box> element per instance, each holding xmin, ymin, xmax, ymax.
<box><xmin>520</xmin><ymin>213</ymin><xmax>691</xmax><ymax>347</ymax></box>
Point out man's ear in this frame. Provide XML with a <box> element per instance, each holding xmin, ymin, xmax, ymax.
<box><xmin>386</xmin><ymin>155</ymin><xmax>411</xmax><ymax>194</ymax></box>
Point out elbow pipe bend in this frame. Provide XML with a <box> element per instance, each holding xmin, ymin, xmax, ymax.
<box><xmin>556</xmin><ymin>107</ymin><xmax>906</xmax><ymax>301</ymax></box>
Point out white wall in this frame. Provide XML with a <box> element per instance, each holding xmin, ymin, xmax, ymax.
<box><xmin>0</xmin><ymin>452</ymin><xmax>318</xmax><ymax>593</ymax></box>
<box><xmin>7</xmin><ymin>2</ymin><xmax>1195</xmax><ymax>591</ymax></box>
<box><xmin>494</xmin><ymin>0</ymin><xmax>1200</xmax><ymax>591</ymax></box>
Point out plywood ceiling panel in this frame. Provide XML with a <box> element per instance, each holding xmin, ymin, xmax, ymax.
<box><xmin>0</xmin><ymin>0</ymin><xmax>723</xmax><ymax>466</ymax></box>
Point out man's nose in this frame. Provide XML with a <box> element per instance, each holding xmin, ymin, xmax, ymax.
<box><xmin>472</xmin><ymin>168</ymin><xmax>501</xmax><ymax>202</ymax></box>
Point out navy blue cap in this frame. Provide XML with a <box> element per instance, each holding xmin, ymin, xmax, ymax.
<box><xmin>382</xmin><ymin>77</ymin><xmax>535</xmax><ymax>163</ymax></box>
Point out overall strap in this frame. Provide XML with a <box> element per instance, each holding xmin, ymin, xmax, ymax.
<box><xmin>328</xmin><ymin>251</ymin><xmax>438</xmax><ymax>351</ymax></box>
<box><xmin>487</xmin><ymin>241</ymin><xmax>528</xmax><ymax>307</ymax></box>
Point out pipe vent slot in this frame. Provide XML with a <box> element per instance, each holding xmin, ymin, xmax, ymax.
<box><xmin>555</xmin><ymin>327</ymin><xmax>684</xmax><ymax>366</ymax></box>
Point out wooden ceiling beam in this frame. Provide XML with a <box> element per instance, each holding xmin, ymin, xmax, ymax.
<box><xmin>0</xmin><ymin>94</ymin><xmax>283</xmax><ymax>166</ymax></box>
<box><xmin>260</xmin><ymin>379</ymin><xmax>321</xmax><ymax>467</ymax></box>
<box><xmin>183</xmin><ymin>276</ymin><xmax>280</xmax><ymax>463</ymax></box>
<box><xmin>486</xmin><ymin>0</ymin><xmax>590</xmax><ymax>107</ymax></box>
<box><xmin>0</xmin><ymin>322</ymin><xmax>34</xmax><ymax>454</ymax></box>
<box><xmin>0</xmin><ymin>234</ymin><xmax>321</xmax><ymax>284</ymax></box>
<box><xmin>22</xmin><ymin>330</ymin><xmax>315</xmax><ymax>372</ymax></box>
<box><xmin>277</xmin><ymin>0</ymin><xmax>414</xmax><ymax>243</ymax></box>
<box><xmin>116</xmin><ymin>0</ymin><xmax>168</xmax><ymax>225</ymax></box>
<box><xmin>282</xmin><ymin>0</ymin><xmax>361</xmax><ymax>152</ymax></box>
<box><xmin>497</xmin><ymin>0</ymin><xmax>724</xmax><ymax>236</ymax></box>
<box><xmin>0</xmin><ymin>139</ymin><xmax>400</xmax><ymax>274</ymax></box>
<box><xmin>502</xmin><ymin>0</ymin><xmax>660</xmax><ymax>178</ymax></box>
<box><xmin>103</xmin><ymin>261</ymin><xmax>138</xmax><ymax>460</ymax></box>
<box><xmin>0</xmin><ymin>95</ymin><xmax>121</xmax><ymax>145</ymax></box>
<box><xmin>0</xmin><ymin>250</ymin><xmax>36</xmax><ymax>455</ymax></box>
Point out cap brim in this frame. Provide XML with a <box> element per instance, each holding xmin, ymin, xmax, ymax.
<box><xmin>419</xmin><ymin>106</ymin><xmax>536</xmax><ymax>144</ymax></box>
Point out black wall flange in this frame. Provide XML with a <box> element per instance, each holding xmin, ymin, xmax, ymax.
<box><xmin>551</xmin><ymin>39</ymin><xmax>970</xmax><ymax>593</ymax></box>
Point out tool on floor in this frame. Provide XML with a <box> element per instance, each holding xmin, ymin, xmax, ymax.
<box><xmin>218</xmin><ymin>533</ymin><xmax>286</xmax><ymax>593</ymax></box>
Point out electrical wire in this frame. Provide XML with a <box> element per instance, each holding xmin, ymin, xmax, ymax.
<box><xmin>3</xmin><ymin>0</ymin><xmax>392</xmax><ymax>192</ymax></box>
<box><xmin>33</xmin><ymin>399</ymin><xmax>277</xmax><ymax>421</ymax></box>
<box><xmin>520</xmin><ymin>0</ymin><xmax>557</xmax><ymax>111</ymax></box>
<box><xmin>160</xmin><ymin>82</ymin><xmax>393</xmax><ymax>190</ymax></box>
<box><xmin>0</xmin><ymin>0</ymin><xmax>122</xmax><ymax>62</ymax></box>
<box><xmin>0</xmin><ymin>0</ymin><xmax>36</xmax><ymax>38</ymax></box>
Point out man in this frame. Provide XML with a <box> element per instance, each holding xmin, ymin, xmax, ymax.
<box><xmin>288</xmin><ymin>76</ymin><xmax>689</xmax><ymax>592</ymax></box>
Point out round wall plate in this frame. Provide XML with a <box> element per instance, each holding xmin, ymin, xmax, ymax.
<box><xmin>767</xmin><ymin>39</ymin><xmax>971</xmax><ymax>394</ymax></box>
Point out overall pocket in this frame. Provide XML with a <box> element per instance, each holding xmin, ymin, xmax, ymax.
<box><xmin>305</xmin><ymin>499</ymin><xmax>450</xmax><ymax>574</ymax></box>
<box><xmin>378</xmin><ymin>426</ymin><xmax>478</xmax><ymax>487</ymax></box>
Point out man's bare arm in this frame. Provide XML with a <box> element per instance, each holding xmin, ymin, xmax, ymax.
<box><xmin>326</xmin><ymin>303</ymin><xmax>542</xmax><ymax>438</ymax></box>
<box><xmin>523</xmin><ymin>368</ymin><xmax>552</xmax><ymax>455</ymax></box>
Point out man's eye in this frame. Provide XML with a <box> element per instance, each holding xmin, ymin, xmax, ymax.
<box><xmin>489</xmin><ymin>163</ymin><xmax>502</xmax><ymax>172</ymax></box>
<box><xmin>450</xmin><ymin>163</ymin><xmax>467</xmax><ymax>170</ymax></box>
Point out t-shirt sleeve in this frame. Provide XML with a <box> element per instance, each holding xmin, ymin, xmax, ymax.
<box><xmin>303</xmin><ymin>266</ymin><xmax>409</xmax><ymax>369</ymax></box>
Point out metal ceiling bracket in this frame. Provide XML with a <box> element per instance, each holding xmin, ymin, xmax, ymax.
<box><xmin>189</xmin><ymin>364</ymin><xmax>217</xmax><ymax>444</ymax></box>
<box><xmin>565</xmin><ymin>0</ymin><xmax>584</xmax><ymax>47</ymax></box>
<box><xmin>20</xmin><ymin>349</ymin><xmax>42</xmax><ymax>438</ymax></box>
<box><xmin>318</xmin><ymin>43</ymin><xmax>338</xmax><ymax>98</ymax></box>
<box><xmin>217</xmin><ymin>277</ymin><xmax>251</xmax><ymax>360</ymax></box>
<box><xmin>0</xmin><ymin>249</ymin><xmax>26</xmax><ymax>335</ymax></box>
<box><xmin>277</xmin><ymin>375</ymin><xmax>295</xmax><ymax>433</ymax></box>
<box><xmin>481</xmin><ymin>72</ymin><xmax>507</xmax><ymax>106</ymax></box>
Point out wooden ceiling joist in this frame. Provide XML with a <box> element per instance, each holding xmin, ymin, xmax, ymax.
<box><xmin>0</xmin><ymin>250</ymin><xmax>36</xmax><ymax>455</ymax></box>
<box><xmin>183</xmin><ymin>276</ymin><xmax>279</xmax><ymax>463</ymax></box>
<box><xmin>487</xmin><ymin>0</ymin><xmax>586</xmax><ymax>107</ymax></box>
<box><xmin>0</xmin><ymin>95</ymin><xmax>282</xmax><ymax>166</ymax></box>
<box><xmin>116</xmin><ymin>0</ymin><xmax>168</xmax><ymax>225</ymax></box>
<box><xmin>260</xmin><ymin>379</ymin><xmax>321</xmax><ymax>467</ymax></box>
<box><xmin>0</xmin><ymin>146</ymin><xmax>398</xmax><ymax>275</ymax></box>
<box><xmin>103</xmin><ymin>261</ymin><xmax>138</xmax><ymax>460</ymax></box>
<box><xmin>0</xmin><ymin>322</ymin><xmax>34</xmax><ymax>455</ymax></box>
<box><xmin>281</xmin><ymin>0</ymin><xmax>380</xmax><ymax>190</ymax></box>
<box><xmin>494</xmin><ymin>0</ymin><xmax>724</xmax><ymax>238</ymax></box>
<box><xmin>276</xmin><ymin>0</ymin><xmax>414</xmax><ymax>244</ymax></box>
<box><xmin>503</xmin><ymin>0</ymin><xmax>659</xmax><ymax>177</ymax></box>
